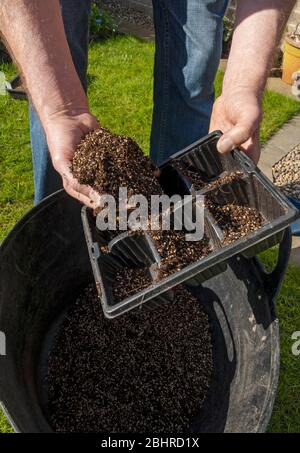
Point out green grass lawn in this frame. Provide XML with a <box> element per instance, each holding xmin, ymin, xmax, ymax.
<box><xmin>1</xmin><ymin>34</ymin><xmax>300</xmax><ymax>433</ymax></box>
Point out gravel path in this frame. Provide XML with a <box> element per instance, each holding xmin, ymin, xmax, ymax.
<box><xmin>273</xmin><ymin>144</ymin><xmax>300</xmax><ymax>201</ymax></box>
<box><xmin>99</xmin><ymin>0</ymin><xmax>154</xmax><ymax>30</ymax></box>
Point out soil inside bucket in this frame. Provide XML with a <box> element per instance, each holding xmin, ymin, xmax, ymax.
<box><xmin>112</xmin><ymin>267</ymin><xmax>153</xmax><ymax>302</ymax></box>
<box><xmin>46</xmin><ymin>284</ymin><xmax>213</xmax><ymax>433</ymax></box>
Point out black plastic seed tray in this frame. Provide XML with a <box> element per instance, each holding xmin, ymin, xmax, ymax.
<box><xmin>82</xmin><ymin>131</ymin><xmax>299</xmax><ymax>318</ymax></box>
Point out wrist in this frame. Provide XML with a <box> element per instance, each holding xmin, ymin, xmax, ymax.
<box><xmin>42</xmin><ymin>109</ymin><xmax>99</xmax><ymax>150</ymax></box>
<box><xmin>221</xmin><ymin>82</ymin><xmax>264</xmax><ymax>103</ymax></box>
<box><xmin>24</xmin><ymin>61</ymin><xmax>89</xmax><ymax>126</ymax></box>
<box><xmin>39</xmin><ymin>98</ymin><xmax>90</xmax><ymax>127</ymax></box>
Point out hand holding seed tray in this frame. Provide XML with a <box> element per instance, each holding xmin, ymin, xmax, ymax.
<box><xmin>72</xmin><ymin>127</ymin><xmax>263</xmax><ymax>281</ymax></box>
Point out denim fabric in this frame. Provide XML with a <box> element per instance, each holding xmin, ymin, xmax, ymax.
<box><xmin>30</xmin><ymin>0</ymin><xmax>228</xmax><ymax>202</ymax></box>
<box><xmin>30</xmin><ymin>0</ymin><xmax>91</xmax><ymax>204</ymax></box>
<box><xmin>150</xmin><ymin>0</ymin><xmax>229</xmax><ymax>165</ymax></box>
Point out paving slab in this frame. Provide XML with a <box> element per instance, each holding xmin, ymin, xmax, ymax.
<box><xmin>258</xmin><ymin>145</ymin><xmax>285</xmax><ymax>180</ymax></box>
<box><xmin>266</xmin><ymin>77</ymin><xmax>294</xmax><ymax>99</ymax></box>
<box><xmin>291</xmin><ymin>236</ymin><xmax>300</xmax><ymax>265</ymax></box>
<box><xmin>259</xmin><ymin>116</ymin><xmax>300</xmax><ymax>170</ymax></box>
<box><xmin>285</xmin><ymin>115</ymin><xmax>300</xmax><ymax>128</ymax></box>
<box><xmin>266</xmin><ymin>125</ymin><xmax>300</xmax><ymax>153</ymax></box>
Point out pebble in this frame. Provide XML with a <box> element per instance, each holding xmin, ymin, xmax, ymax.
<box><xmin>100</xmin><ymin>0</ymin><xmax>154</xmax><ymax>29</ymax></box>
<box><xmin>272</xmin><ymin>146</ymin><xmax>300</xmax><ymax>201</ymax></box>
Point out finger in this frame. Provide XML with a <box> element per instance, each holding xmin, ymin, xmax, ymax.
<box><xmin>240</xmin><ymin>130</ymin><xmax>261</xmax><ymax>164</ymax></box>
<box><xmin>79</xmin><ymin>114</ymin><xmax>100</xmax><ymax>135</ymax></box>
<box><xmin>209</xmin><ymin>97</ymin><xmax>232</xmax><ymax>134</ymax></box>
<box><xmin>63</xmin><ymin>175</ymin><xmax>101</xmax><ymax>208</ymax></box>
<box><xmin>217</xmin><ymin>102</ymin><xmax>262</xmax><ymax>154</ymax></box>
<box><xmin>63</xmin><ymin>181</ymin><xmax>97</xmax><ymax>208</ymax></box>
<box><xmin>54</xmin><ymin>158</ymin><xmax>102</xmax><ymax>208</ymax></box>
<box><xmin>217</xmin><ymin>123</ymin><xmax>254</xmax><ymax>154</ymax></box>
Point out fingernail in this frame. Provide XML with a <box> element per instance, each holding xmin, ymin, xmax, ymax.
<box><xmin>217</xmin><ymin>136</ymin><xmax>235</xmax><ymax>154</ymax></box>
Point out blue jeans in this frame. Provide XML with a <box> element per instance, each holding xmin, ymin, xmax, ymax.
<box><xmin>151</xmin><ymin>0</ymin><xmax>228</xmax><ymax>165</ymax></box>
<box><xmin>30</xmin><ymin>0</ymin><xmax>228</xmax><ymax>203</ymax></box>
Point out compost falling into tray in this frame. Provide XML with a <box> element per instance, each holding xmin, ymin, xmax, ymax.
<box><xmin>72</xmin><ymin>127</ymin><xmax>213</xmax><ymax>276</ymax></box>
<box><xmin>72</xmin><ymin>128</ymin><xmax>265</xmax><ymax>284</ymax></box>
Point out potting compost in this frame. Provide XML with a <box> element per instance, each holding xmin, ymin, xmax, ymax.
<box><xmin>172</xmin><ymin>160</ymin><xmax>206</xmax><ymax>190</ymax></box>
<box><xmin>204</xmin><ymin>170</ymin><xmax>244</xmax><ymax>191</ymax></box>
<box><xmin>112</xmin><ymin>267</ymin><xmax>152</xmax><ymax>303</ymax></box>
<box><xmin>206</xmin><ymin>198</ymin><xmax>264</xmax><ymax>245</ymax></box>
<box><xmin>72</xmin><ymin>128</ymin><xmax>215</xmax><ymax>277</ymax></box>
<box><xmin>72</xmin><ymin>128</ymin><xmax>264</xmax><ymax>278</ymax></box>
<box><xmin>72</xmin><ymin>127</ymin><xmax>162</xmax><ymax>203</ymax></box>
<box><xmin>149</xmin><ymin>229</ymin><xmax>211</xmax><ymax>278</ymax></box>
<box><xmin>53</xmin><ymin>128</ymin><xmax>268</xmax><ymax>432</ymax></box>
<box><xmin>47</xmin><ymin>284</ymin><xmax>213</xmax><ymax>433</ymax></box>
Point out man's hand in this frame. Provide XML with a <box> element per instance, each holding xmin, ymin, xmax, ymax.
<box><xmin>209</xmin><ymin>0</ymin><xmax>296</xmax><ymax>165</ymax></box>
<box><xmin>209</xmin><ymin>88</ymin><xmax>262</xmax><ymax>164</ymax></box>
<box><xmin>44</xmin><ymin>111</ymin><xmax>101</xmax><ymax>208</ymax></box>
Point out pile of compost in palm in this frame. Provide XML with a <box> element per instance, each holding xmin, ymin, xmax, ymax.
<box><xmin>46</xmin><ymin>284</ymin><xmax>213</xmax><ymax>433</ymax></box>
<box><xmin>72</xmin><ymin>127</ymin><xmax>162</xmax><ymax>203</ymax></box>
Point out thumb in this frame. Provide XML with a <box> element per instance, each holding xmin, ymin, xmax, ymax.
<box><xmin>217</xmin><ymin>124</ymin><xmax>253</xmax><ymax>154</ymax></box>
<box><xmin>77</xmin><ymin>113</ymin><xmax>100</xmax><ymax>135</ymax></box>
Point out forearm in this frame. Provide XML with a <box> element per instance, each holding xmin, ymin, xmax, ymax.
<box><xmin>0</xmin><ymin>0</ymin><xmax>88</xmax><ymax>125</ymax></box>
<box><xmin>223</xmin><ymin>0</ymin><xmax>295</xmax><ymax>98</ymax></box>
